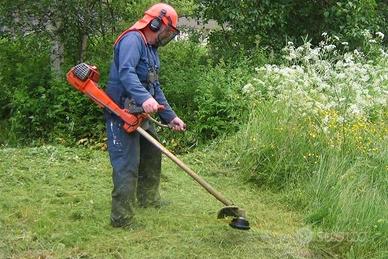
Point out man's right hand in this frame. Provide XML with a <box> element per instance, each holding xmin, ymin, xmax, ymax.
<box><xmin>142</xmin><ymin>97</ymin><xmax>159</xmax><ymax>113</ymax></box>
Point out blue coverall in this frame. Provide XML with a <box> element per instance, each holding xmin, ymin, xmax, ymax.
<box><xmin>105</xmin><ymin>30</ymin><xmax>176</xmax><ymax>227</ymax></box>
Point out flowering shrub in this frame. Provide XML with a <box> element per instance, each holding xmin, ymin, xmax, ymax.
<box><xmin>226</xmin><ymin>32</ymin><xmax>388</xmax><ymax>257</ymax></box>
<box><xmin>243</xmin><ymin>32</ymin><xmax>387</xmax><ymax>153</ymax></box>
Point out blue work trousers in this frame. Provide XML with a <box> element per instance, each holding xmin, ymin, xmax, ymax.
<box><xmin>105</xmin><ymin>111</ymin><xmax>161</xmax><ymax>226</ymax></box>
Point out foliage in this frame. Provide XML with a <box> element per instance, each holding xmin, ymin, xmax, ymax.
<box><xmin>194</xmin><ymin>0</ymin><xmax>288</xmax><ymax>60</ymax></box>
<box><xmin>194</xmin><ymin>0</ymin><xmax>387</xmax><ymax>60</ymax></box>
<box><xmin>323</xmin><ymin>0</ymin><xmax>380</xmax><ymax>48</ymax></box>
<box><xmin>159</xmin><ymin>40</ymin><xmax>208</xmax><ymax>114</ymax></box>
<box><xmin>214</xmin><ymin>37</ymin><xmax>387</xmax><ymax>257</ymax></box>
<box><xmin>0</xmin><ymin>35</ymin><xmax>107</xmax><ymax>146</ymax></box>
<box><xmin>193</xmin><ymin>61</ymin><xmax>252</xmax><ymax>140</ymax></box>
<box><xmin>157</xmin><ymin>40</ymin><xmax>208</xmax><ymax>149</ymax></box>
<box><xmin>0</xmin><ymin>0</ymin><xmax>128</xmax><ymax>65</ymax></box>
<box><xmin>1</xmin><ymin>1</ymin><xmax>387</xmax><ymax>257</ymax></box>
<box><xmin>159</xmin><ymin>41</ymin><xmax>260</xmax><ymax>150</ymax></box>
<box><xmin>0</xmin><ymin>36</ymin><xmax>51</xmax><ymax>141</ymax></box>
<box><xmin>0</xmin><ymin>0</ymin><xmax>196</xmax><ymax>71</ymax></box>
<box><xmin>248</xmin><ymin>33</ymin><xmax>387</xmax><ymax>127</ymax></box>
<box><xmin>124</xmin><ymin>0</ymin><xmax>196</xmax><ymax>22</ymax></box>
<box><xmin>0</xmin><ymin>36</ymin><xmax>254</xmax><ymax>148</ymax></box>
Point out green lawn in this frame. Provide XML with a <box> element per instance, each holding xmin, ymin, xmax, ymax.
<box><xmin>0</xmin><ymin>146</ymin><xmax>313</xmax><ymax>258</ymax></box>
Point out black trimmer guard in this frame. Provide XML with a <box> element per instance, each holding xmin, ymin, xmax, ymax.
<box><xmin>229</xmin><ymin>217</ymin><xmax>250</xmax><ymax>230</ymax></box>
<box><xmin>217</xmin><ymin>206</ymin><xmax>250</xmax><ymax>230</ymax></box>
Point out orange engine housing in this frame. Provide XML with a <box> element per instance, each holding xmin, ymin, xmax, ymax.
<box><xmin>66</xmin><ymin>63</ymin><xmax>147</xmax><ymax>133</ymax></box>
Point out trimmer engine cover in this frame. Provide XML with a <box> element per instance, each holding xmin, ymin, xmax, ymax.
<box><xmin>66</xmin><ymin>63</ymin><xmax>146</xmax><ymax>133</ymax></box>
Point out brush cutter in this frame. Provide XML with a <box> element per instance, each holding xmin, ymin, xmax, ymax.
<box><xmin>66</xmin><ymin>63</ymin><xmax>250</xmax><ymax>230</ymax></box>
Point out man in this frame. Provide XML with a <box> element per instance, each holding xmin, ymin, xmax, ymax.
<box><xmin>105</xmin><ymin>3</ymin><xmax>186</xmax><ymax>228</ymax></box>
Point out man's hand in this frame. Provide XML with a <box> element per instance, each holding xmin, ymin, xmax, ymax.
<box><xmin>169</xmin><ymin>117</ymin><xmax>186</xmax><ymax>132</ymax></box>
<box><xmin>142</xmin><ymin>97</ymin><xmax>159</xmax><ymax>113</ymax></box>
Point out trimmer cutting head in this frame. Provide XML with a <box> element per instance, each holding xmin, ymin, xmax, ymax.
<box><xmin>217</xmin><ymin>206</ymin><xmax>250</xmax><ymax>230</ymax></box>
<box><xmin>229</xmin><ymin>217</ymin><xmax>250</xmax><ymax>230</ymax></box>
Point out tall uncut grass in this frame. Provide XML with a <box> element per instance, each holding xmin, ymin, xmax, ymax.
<box><xmin>220</xmin><ymin>32</ymin><xmax>387</xmax><ymax>257</ymax></box>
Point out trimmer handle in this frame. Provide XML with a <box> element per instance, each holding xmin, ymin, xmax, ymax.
<box><xmin>127</xmin><ymin>104</ymin><xmax>165</xmax><ymax>114</ymax></box>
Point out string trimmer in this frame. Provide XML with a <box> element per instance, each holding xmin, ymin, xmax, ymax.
<box><xmin>66</xmin><ymin>63</ymin><xmax>250</xmax><ymax>230</ymax></box>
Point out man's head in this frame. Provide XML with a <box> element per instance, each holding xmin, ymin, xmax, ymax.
<box><xmin>132</xmin><ymin>3</ymin><xmax>180</xmax><ymax>47</ymax></box>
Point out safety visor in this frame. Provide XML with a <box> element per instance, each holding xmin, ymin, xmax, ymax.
<box><xmin>156</xmin><ymin>22</ymin><xmax>180</xmax><ymax>47</ymax></box>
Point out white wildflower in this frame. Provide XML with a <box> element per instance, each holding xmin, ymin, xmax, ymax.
<box><xmin>354</xmin><ymin>49</ymin><xmax>360</xmax><ymax>56</ymax></box>
<box><xmin>242</xmin><ymin>83</ymin><xmax>254</xmax><ymax>94</ymax></box>
<box><xmin>322</xmin><ymin>115</ymin><xmax>329</xmax><ymax>125</ymax></box>
<box><xmin>341</xmin><ymin>42</ymin><xmax>348</xmax><ymax>46</ymax></box>
<box><xmin>321</xmin><ymin>32</ymin><xmax>327</xmax><ymax>37</ymax></box>
<box><xmin>368</xmin><ymin>39</ymin><xmax>376</xmax><ymax>43</ymax></box>
<box><xmin>376</xmin><ymin>96</ymin><xmax>387</xmax><ymax>106</ymax></box>
<box><xmin>380</xmin><ymin>49</ymin><xmax>388</xmax><ymax>58</ymax></box>
<box><xmin>247</xmin><ymin>39</ymin><xmax>387</xmax><ymax>124</ymax></box>
<box><xmin>336</xmin><ymin>73</ymin><xmax>346</xmax><ymax>80</ymax></box>
<box><xmin>324</xmin><ymin>44</ymin><xmax>336</xmax><ymax>52</ymax></box>
<box><xmin>348</xmin><ymin>104</ymin><xmax>361</xmax><ymax>115</ymax></box>
<box><xmin>337</xmin><ymin>116</ymin><xmax>345</xmax><ymax>124</ymax></box>
<box><xmin>344</xmin><ymin>53</ymin><xmax>354</xmax><ymax>63</ymax></box>
<box><xmin>362</xmin><ymin>30</ymin><xmax>372</xmax><ymax>38</ymax></box>
<box><xmin>307</xmin><ymin>47</ymin><xmax>321</xmax><ymax>60</ymax></box>
<box><xmin>375</xmin><ymin>32</ymin><xmax>384</xmax><ymax>40</ymax></box>
<box><xmin>286</xmin><ymin>51</ymin><xmax>297</xmax><ymax>60</ymax></box>
<box><xmin>361</xmin><ymin>75</ymin><xmax>370</xmax><ymax>82</ymax></box>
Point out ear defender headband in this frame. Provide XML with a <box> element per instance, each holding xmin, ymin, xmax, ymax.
<box><xmin>149</xmin><ymin>9</ymin><xmax>167</xmax><ymax>32</ymax></box>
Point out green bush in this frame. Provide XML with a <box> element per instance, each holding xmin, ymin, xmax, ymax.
<box><xmin>0</xmin><ymin>37</ymin><xmax>51</xmax><ymax>119</ymax></box>
<box><xmin>324</xmin><ymin>0</ymin><xmax>381</xmax><ymax>49</ymax></box>
<box><xmin>211</xmin><ymin>39</ymin><xmax>388</xmax><ymax>257</ymax></box>
<box><xmin>0</xmin><ymin>36</ymin><xmax>52</xmax><ymax>145</ymax></box>
<box><xmin>195</xmin><ymin>0</ymin><xmax>387</xmax><ymax>60</ymax></box>
<box><xmin>1</xmin><ymin>36</ymin><xmax>256</xmax><ymax>149</ymax></box>
<box><xmin>159</xmin><ymin>41</ymin><xmax>208</xmax><ymax>119</ymax></box>
<box><xmin>8</xmin><ymin>77</ymin><xmax>106</xmax><ymax>145</ymax></box>
<box><xmin>193</xmin><ymin>61</ymin><xmax>251</xmax><ymax>140</ymax></box>
<box><xmin>159</xmin><ymin>41</ymin><xmax>258</xmax><ymax>150</ymax></box>
<box><xmin>0</xmin><ymin>35</ymin><xmax>109</xmax><ymax>146</ymax></box>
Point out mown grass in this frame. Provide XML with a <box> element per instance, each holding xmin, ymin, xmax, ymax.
<box><xmin>0</xmin><ymin>146</ymin><xmax>313</xmax><ymax>258</ymax></box>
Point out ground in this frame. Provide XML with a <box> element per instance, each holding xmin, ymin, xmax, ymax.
<box><xmin>0</xmin><ymin>146</ymin><xmax>314</xmax><ymax>258</ymax></box>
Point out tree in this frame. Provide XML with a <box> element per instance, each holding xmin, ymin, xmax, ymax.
<box><xmin>0</xmin><ymin>0</ymin><xmax>127</xmax><ymax>77</ymax></box>
<box><xmin>194</xmin><ymin>0</ymin><xmax>387</xmax><ymax>60</ymax></box>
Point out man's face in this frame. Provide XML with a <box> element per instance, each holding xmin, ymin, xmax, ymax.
<box><xmin>155</xmin><ymin>23</ymin><xmax>180</xmax><ymax>47</ymax></box>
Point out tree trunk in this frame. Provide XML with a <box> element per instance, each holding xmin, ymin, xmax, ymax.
<box><xmin>50</xmin><ymin>34</ymin><xmax>64</xmax><ymax>78</ymax></box>
<box><xmin>79</xmin><ymin>33</ymin><xmax>88</xmax><ymax>63</ymax></box>
<box><xmin>46</xmin><ymin>12</ymin><xmax>64</xmax><ymax>79</ymax></box>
